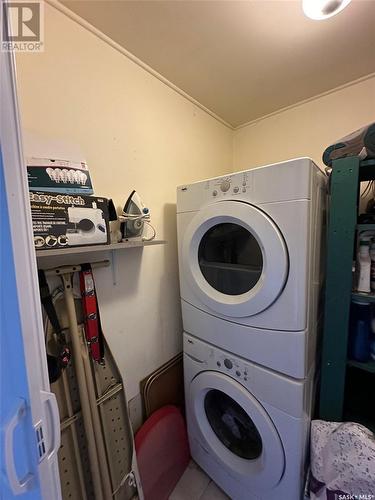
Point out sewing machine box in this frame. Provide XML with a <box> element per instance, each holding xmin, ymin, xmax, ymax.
<box><xmin>27</xmin><ymin>157</ymin><xmax>94</xmax><ymax>195</ymax></box>
<box><xmin>29</xmin><ymin>192</ymin><xmax>110</xmax><ymax>250</ymax></box>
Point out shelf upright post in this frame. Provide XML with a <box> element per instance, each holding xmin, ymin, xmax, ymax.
<box><xmin>319</xmin><ymin>156</ymin><xmax>360</xmax><ymax>420</ymax></box>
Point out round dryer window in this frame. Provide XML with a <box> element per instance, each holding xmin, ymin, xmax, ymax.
<box><xmin>182</xmin><ymin>200</ymin><xmax>289</xmax><ymax>317</ymax></box>
<box><xmin>198</xmin><ymin>223</ymin><xmax>263</xmax><ymax>295</ymax></box>
<box><xmin>190</xmin><ymin>371</ymin><xmax>285</xmax><ymax>489</ymax></box>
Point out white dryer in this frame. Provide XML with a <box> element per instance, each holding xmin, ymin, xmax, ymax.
<box><xmin>177</xmin><ymin>158</ymin><xmax>326</xmax><ymax>378</ymax></box>
<box><xmin>184</xmin><ymin>333</ymin><xmax>313</xmax><ymax>500</ymax></box>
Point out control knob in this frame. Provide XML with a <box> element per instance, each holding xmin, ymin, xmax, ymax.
<box><xmin>224</xmin><ymin>358</ymin><xmax>233</xmax><ymax>369</ymax></box>
<box><xmin>220</xmin><ymin>180</ymin><xmax>230</xmax><ymax>192</ymax></box>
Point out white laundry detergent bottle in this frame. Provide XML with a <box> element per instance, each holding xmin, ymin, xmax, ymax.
<box><xmin>357</xmin><ymin>238</ymin><xmax>371</xmax><ymax>293</ymax></box>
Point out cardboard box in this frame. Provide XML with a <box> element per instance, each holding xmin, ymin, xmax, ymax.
<box><xmin>27</xmin><ymin>157</ymin><xmax>94</xmax><ymax>195</ymax></box>
<box><xmin>30</xmin><ymin>192</ymin><xmax>110</xmax><ymax>250</ymax></box>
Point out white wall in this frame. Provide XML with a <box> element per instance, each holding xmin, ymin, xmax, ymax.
<box><xmin>15</xmin><ymin>3</ymin><xmax>233</xmax><ymax>400</ymax></box>
<box><xmin>234</xmin><ymin>76</ymin><xmax>375</xmax><ymax>171</ymax></box>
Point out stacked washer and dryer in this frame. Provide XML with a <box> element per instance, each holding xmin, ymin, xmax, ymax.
<box><xmin>176</xmin><ymin>158</ymin><xmax>326</xmax><ymax>500</ymax></box>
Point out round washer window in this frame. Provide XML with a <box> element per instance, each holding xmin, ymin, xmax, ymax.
<box><xmin>204</xmin><ymin>389</ymin><xmax>263</xmax><ymax>460</ymax></box>
<box><xmin>198</xmin><ymin>223</ymin><xmax>263</xmax><ymax>295</ymax></box>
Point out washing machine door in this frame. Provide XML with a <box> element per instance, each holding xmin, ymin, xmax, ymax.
<box><xmin>190</xmin><ymin>371</ymin><xmax>285</xmax><ymax>488</ymax></box>
<box><xmin>182</xmin><ymin>200</ymin><xmax>288</xmax><ymax>317</ymax></box>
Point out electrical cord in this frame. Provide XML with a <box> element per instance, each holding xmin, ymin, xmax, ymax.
<box><xmin>42</xmin><ymin>285</ymin><xmax>79</xmax><ymax>382</ymax></box>
<box><xmin>120</xmin><ymin>212</ymin><xmax>150</xmax><ymax>221</ymax></box>
<box><xmin>43</xmin><ymin>285</ymin><xmax>81</xmax><ymax>337</ymax></box>
<box><xmin>119</xmin><ymin>211</ymin><xmax>155</xmax><ymax>241</ymax></box>
<box><xmin>112</xmin><ymin>471</ymin><xmax>137</xmax><ymax>497</ymax></box>
<box><xmin>43</xmin><ymin>286</ymin><xmax>64</xmax><ymax>340</ymax></box>
<box><xmin>142</xmin><ymin>220</ymin><xmax>156</xmax><ymax>242</ymax></box>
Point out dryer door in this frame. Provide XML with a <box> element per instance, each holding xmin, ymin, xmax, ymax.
<box><xmin>189</xmin><ymin>371</ymin><xmax>285</xmax><ymax>488</ymax></box>
<box><xmin>181</xmin><ymin>200</ymin><xmax>288</xmax><ymax>317</ymax></box>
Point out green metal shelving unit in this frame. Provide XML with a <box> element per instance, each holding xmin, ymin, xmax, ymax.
<box><xmin>319</xmin><ymin>157</ymin><xmax>375</xmax><ymax>425</ymax></box>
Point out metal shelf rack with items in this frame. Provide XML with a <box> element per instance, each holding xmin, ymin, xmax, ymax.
<box><xmin>319</xmin><ymin>157</ymin><xmax>375</xmax><ymax>431</ymax></box>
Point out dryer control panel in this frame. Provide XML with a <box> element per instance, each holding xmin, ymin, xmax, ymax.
<box><xmin>177</xmin><ymin>170</ymin><xmax>254</xmax><ymax>213</ymax></box>
<box><xmin>176</xmin><ymin>158</ymin><xmax>317</xmax><ymax>215</ymax></box>
<box><xmin>210</xmin><ymin>172</ymin><xmax>250</xmax><ymax>199</ymax></box>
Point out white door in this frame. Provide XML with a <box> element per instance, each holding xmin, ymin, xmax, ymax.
<box><xmin>181</xmin><ymin>200</ymin><xmax>288</xmax><ymax>317</ymax></box>
<box><xmin>189</xmin><ymin>371</ymin><xmax>285</xmax><ymax>488</ymax></box>
<box><xmin>0</xmin><ymin>12</ymin><xmax>61</xmax><ymax>499</ymax></box>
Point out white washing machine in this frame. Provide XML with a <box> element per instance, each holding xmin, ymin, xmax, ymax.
<box><xmin>177</xmin><ymin>158</ymin><xmax>326</xmax><ymax>378</ymax></box>
<box><xmin>184</xmin><ymin>333</ymin><xmax>313</xmax><ymax>500</ymax></box>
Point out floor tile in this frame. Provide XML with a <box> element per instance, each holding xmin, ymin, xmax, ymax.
<box><xmin>169</xmin><ymin>461</ymin><xmax>211</xmax><ymax>500</ymax></box>
<box><xmin>200</xmin><ymin>480</ymin><xmax>229</xmax><ymax>500</ymax></box>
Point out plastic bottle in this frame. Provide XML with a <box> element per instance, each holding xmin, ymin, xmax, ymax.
<box><xmin>348</xmin><ymin>300</ymin><xmax>371</xmax><ymax>362</ymax></box>
<box><xmin>370</xmin><ymin>241</ymin><xmax>375</xmax><ymax>292</ymax></box>
<box><xmin>357</xmin><ymin>239</ymin><xmax>371</xmax><ymax>293</ymax></box>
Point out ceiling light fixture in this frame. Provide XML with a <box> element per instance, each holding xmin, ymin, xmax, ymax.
<box><xmin>302</xmin><ymin>0</ymin><xmax>352</xmax><ymax>20</ymax></box>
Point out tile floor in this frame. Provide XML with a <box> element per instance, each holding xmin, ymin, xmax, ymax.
<box><xmin>170</xmin><ymin>460</ymin><xmax>229</xmax><ymax>500</ymax></box>
<box><xmin>170</xmin><ymin>460</ymin><xmax>311</xmax><ymax>500</ymax></box>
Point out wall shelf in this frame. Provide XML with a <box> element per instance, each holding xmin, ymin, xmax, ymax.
<box><xmin>36</xmin><ymin>239</ymin><xmax>166</xmax><ymax>258</ymax></box>
<box><xmin>358</xmin><ymin>159</ymin><xmax>375</xmax><ymax>181</ymax></box>
<box><xmin>351</xmin><ymin>291</ymin><xmax>375</xmax><ymax>303</ymax></box>
<box><xmin>347</xmin><ymin>359</ymin><xmax>375</xmax><ymax>374</ymax></box>
<box><xmin>36</xmin><ymin>239</ymin><xmax>166</xmax><ymax>284</ymax></box>
<box><xmin>357</xmin><ymin>224</ymin><xmax>375</xmax><ymax>232</ymax></box>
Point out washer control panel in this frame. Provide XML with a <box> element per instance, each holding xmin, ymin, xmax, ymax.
<box><xmin>216</xmin><ymin>355</ymin><xmax>249</xmax><ymax>381</ymax></box>
<box><xmin>184</xmin><ymin>334</ymin><xmax>251</xmax><ymax>384</ymax></box>
<box><xmin>184</xmin><ymin>333</ymin><xmax>306</xmax><ymax>416</ymax></box>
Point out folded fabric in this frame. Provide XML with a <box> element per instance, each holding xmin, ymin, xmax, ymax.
<box><xmin>310</xmin><ymin>420</ymin><xmax>375</xmax><ymax>500</ymax></box>
<box><xmin>323</xmin><ymin>123</ymin><xmax>375</xmax><ymax>166</ymax></box>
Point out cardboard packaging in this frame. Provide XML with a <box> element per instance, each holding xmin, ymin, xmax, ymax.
<box><xmin>27</xmin><ymin>157</ymin><xmax>94</xmax><ymax>195</ymax></box>
<box><xmin>30</xmin><ymin>192</ymin><xmax>110</xmax><ymax>250</ymax></box>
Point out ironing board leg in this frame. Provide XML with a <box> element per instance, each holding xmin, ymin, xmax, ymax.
<box><xmin>79</xmin><ymin>325</ymin><xmax>113</xmax><ymax>498</ymax></box>
<box><xmin>61</xmin><ymin>272</ymin><xmax>105</xmax><ymax>500</ymax></box>
<box><xmin>61</xmin><ymin>370</ymin><xmax>88</xmax><ymax>500</ymax></box>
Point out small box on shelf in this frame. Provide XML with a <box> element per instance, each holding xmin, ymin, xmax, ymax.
<box><xmin>30</xmin><ymin>192</ymin><xmax>110</xmax><ymax>251</ymax></box>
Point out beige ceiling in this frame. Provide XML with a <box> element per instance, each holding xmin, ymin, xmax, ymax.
<box><xmin>62</xmin><ymin>0</ymin><xmax>375</xmax><ymax>128</ymax></box>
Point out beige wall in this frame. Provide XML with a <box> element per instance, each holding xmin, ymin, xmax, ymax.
<box><xmin>15</xmin><ymin>1</ymin><xmax>375</xmax><ymax>406</ymax></box>
<box><xmin>16</xmin><ymin>3</ymin><xmax>233</xmax><ymax>400</ymax></box>
<box><xmin>233</xmin><ymin>76</ymin><xmax>375</xmax><ymax>171</ymax></box>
